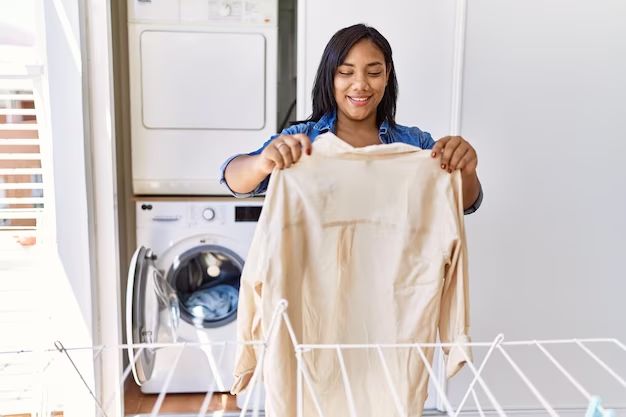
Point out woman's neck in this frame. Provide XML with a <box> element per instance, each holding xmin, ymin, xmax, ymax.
<box><xmin>335</xmin><ymin>113</ymin><xmax>380</xmax><ymax>147</ymax></box>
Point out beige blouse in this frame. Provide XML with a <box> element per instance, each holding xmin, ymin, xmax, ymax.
<box><xmin>231</xmin><ymin>132</ymin><xmax>472</xmax><ymax>417</ymax></box>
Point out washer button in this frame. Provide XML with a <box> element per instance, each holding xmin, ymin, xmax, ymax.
<box><xmin>219</xmin><ymin>4</ymin><xmax>232</xmax><ymax>16</ymax></box>
<box><xmin>202</xmin><ymin>208</ymin><xmax>216</xmax><ymax>221</ymax></box>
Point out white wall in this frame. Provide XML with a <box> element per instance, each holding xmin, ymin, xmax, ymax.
<box><xmin>42</xmin><ymin>0</ymin><xmax>93</xmax><ymax>335</ymax></box>
<box><xmin>39</xmin><ymin>0</ymin><xmax>97</xmax><ymax>415</ymax></box>
<box><xmin>39</xmin><ymin>0</ymin><xmax>123</xmax><ymax>414</ymax></box>
<box><xmin>82</xmin><ymin>0</ymin><xmax>124</xmax><ymax>415</ymax></box>
<box><xmin>453</xmin><ymin>0</ymin><xmax>626</xmax><ymax>409</ymax></box>
<box><xmin>463</xmin><ymin>0</ymin><xmax>626</xmax><ymax>343</ymax></box>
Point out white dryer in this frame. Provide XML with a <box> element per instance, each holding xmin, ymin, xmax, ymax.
<box><xmin>126</xmin><ymin>198</ymin><xmax>263</xmax><ymax>393</ymax></box>
<box><xmin>128</xmin><ymin>0</ymin><xmax>278</xmax><ymax>195</ymax></box>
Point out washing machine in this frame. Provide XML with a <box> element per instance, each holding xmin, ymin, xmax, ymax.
<box><xmin>126</xmin><ymin>198</ymin><xmax>263</xmax><ymax>393</ymax></box>
<box><xmin>128</xmin><ymin>0</ymin><xmax>278</xmax><ymax>195</ymax></box>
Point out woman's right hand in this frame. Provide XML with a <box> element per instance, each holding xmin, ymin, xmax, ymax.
<box><xmin>255</xmin><ymin>134</ymin><xmax>313</xmax><ymax>175</ymax></box>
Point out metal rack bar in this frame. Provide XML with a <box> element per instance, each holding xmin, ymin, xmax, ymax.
<box><xmin>237</xmin><ymin>343</ymin><xmax>266</xmax><ymax>417</ymax></box>
<box><xmin>195</xmin><ymin>389</ymin><xmax>215</xmax><ymax>417</ymax></box>
<box><xmin>53</xmin><ymin>341</ymin><xmax>109</xmax><ymax>417</ymax></box>
<box><xmin>295</xmin><ymin>345</ymin><xmax>328</xmax><ymax>417</ymax></box>
<box><xmin>299</xmin><ymin>338</ymin><xmax>626</xmax><ymax>350</ymax></box>
<box><xmin>93</xmin><ymin>346</ymin><xmax>105</xmax><ymax>363</ymax></box>
<box><xmin>194</xmin><ymin>341</ymin><xmax>228</xmax><ymax>417</ymax></box>
<box><xmin>455</xmin><ymin>335</ymin><xmax>506</xmax><ymax>417</ymax></box>
<box><xmin>8</xmin><ymin>300</ymin><xmax>625</xmax><ymax>417</ymax></box>
<box><xmin>575</xmin><ymin>340</ymin><xmax>626</xmax><ymax>389</ymax></box>
<box><xmin>297</xmin><ymin>347</ymin><xmax>304</xmax><ymax>417</ymax></box>
<box><xmin>535</xmin><ymin>342</ymin><xmax>591</xmax><ymax>401</ymax></box>
<box><xmin>199</xmin><ymin>341</ymin><xmax>227</xmax><ymax>391</ymax></box>
<box><xmin>375</xmin><ymin>344</ymin><xmax>407</xmax><ymax>417</ymax></box>
<box><xmin>415</xmin><ymin>342</ymin><xmax>455</xmax><ymax>417</ymax></box>
<box><xmin>280</xmin><ymin>301</ymin><xmax>328</xmax><ymax>417</ymax></box>
<box><xmin>472</xmin><ymin>389</ymin><xmax>486</xmax><ymax>417</ymax></box>
<box><xmin>497</xmin><ymin>345</ymin><xmax>559</xmax><ymax>417</ymax></box>
<box><xmin>148</xmin><ymin>344</ymin><xmax>185</xmax><ymax>417</ymax></box>
<box><xmin>102</xmin><ymin>347</ymin><xmax>144</xmax><ymax>415</ymax></box>
<box><xmin>6</xmin><ymin>337</ymin><xmax>623</xmax><ymax>356</ymax></box>
<box><xmin>238</xmin><ymin>298</ymin><xmax>286</xmax><ymax>417</ymax></box>
<box><xmin>336</xmin><ymin>346</ymin><xmax>358</xmax><ymax>417</ymax></box>
<box><xmin>0</xmin><ymin>340</ymin><xmax>262</xmax><ymax>356</ymax></box>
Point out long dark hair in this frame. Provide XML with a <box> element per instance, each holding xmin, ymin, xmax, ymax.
<box><xmin>308</xmin><ymin>24</ymin><xmax>398</xmax><ymax>127</ymax></box>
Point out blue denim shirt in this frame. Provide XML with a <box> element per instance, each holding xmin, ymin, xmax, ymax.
<box><xmin>220</xmin><ymin>110</ymin><xmax>483</xmax><ymax>214</ymax></box>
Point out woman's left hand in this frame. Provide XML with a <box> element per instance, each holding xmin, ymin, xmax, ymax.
<box><xmin>431</xmin><ymin>136</ymin><xmax>478</xmax><ymax>176</ymax></box>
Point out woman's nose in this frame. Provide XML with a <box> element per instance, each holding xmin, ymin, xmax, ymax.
<box><xmin>352</xmin><ymin>73</ymin><xmax>370</xmax><ymax>90</ymax></box>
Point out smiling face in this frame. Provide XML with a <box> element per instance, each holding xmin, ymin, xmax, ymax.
<box><xmin>333</xmin><ymin>39</ymin><xmax>390</xmax><ymax>127</ymax></box>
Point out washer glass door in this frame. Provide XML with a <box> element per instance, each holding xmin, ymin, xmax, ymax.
<box><xmin>126</xmin><ymin>246</ymin><xmax>180</xmax><ymax>385</ymax></box>
<box><xmin>168</xmin><ymin>245</ymin><xmax>244</xmax><ymax>329</ymax></box>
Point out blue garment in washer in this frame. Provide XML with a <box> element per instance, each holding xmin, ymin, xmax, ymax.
<box><xmin>185</xmin><ymin>285</ymin><xmax>238</xmax><ymax>321</ymax></box>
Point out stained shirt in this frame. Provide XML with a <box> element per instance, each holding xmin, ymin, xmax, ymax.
<box><xmin>219</xmin><ymin>110</ymin><xmax>483</xmax><ymax>215</ymax></box>
<box><xmin>231</xmin><ymin>132</ymin><xmax>472</xmax><ymax>417</ymax></box>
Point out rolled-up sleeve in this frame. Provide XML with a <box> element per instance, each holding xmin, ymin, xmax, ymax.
<box><xmin>463</xmin><ymin>181</ymin><xmax>483</xmax><ymax>215</ymax></box>
<box><xmin>417</xmin><ymin>128</ymin><xmax>436</xmax><ymax>150</ymax></box>
<box><xmin>219</xmin><ymin>135</ymin><xmax>278</xmax><ymax>198</ymax></box>
<box><xmin>219</xmin><ymin>154</ymin><xmax>271</xmax><ymax>198</ymax></box>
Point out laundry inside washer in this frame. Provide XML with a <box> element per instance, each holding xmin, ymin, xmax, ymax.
<box><xmin>169</xmin><ymin>248</ymin><xmax>242</xmax><ymax>328</ymax></box>
<box><xmin>185</xmin><ymin>285</ymin><xmax>238</xmax><ymax>322</ymax></box>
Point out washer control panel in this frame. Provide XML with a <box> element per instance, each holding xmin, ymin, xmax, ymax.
<box><xmin>129</xmin><ymin>0</ymin><xmax>278</xmax><ymax>25</ymax></box>
<box><xmin>136</xmin><ymin>200</ymin><xmax>263</xmax><ymax>228</ymax></box>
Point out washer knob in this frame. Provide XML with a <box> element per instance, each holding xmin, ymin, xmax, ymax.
<box><xmin>219</xmin><ymin>4</ymin><xmax>232</xmax><ymax>16</ymax></box>
<box><xmin>202</xmin><ymin>208</ymin><xmax>216</xmax><ymax>221</ymax></box>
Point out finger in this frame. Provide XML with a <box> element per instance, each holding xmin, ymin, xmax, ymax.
<box><xmin>458</xmin><ymin>152</ymin><xmax>478</xmax><ymax>171</ymax></box>
<box><xmin>276</xmin><ymin>142</ymin><xmax>293</xmax><ymax>168</ymax></box>
<box><xmin>440</xmin><ymin>137</ymin><xmax>461</xmax><ymax>170</ymax></box>
<box><xmin>457</xmin><ymin>152</ymin><xmax>473</xmax><ymax>171</ymax></box>
<box><xmin>448</xmin><ymin>146</ymin><xmax>469</xmax><ymax>172</ymax></box>
<box><xmin>282</xmin><ymin>136</ymin><xmax>302</xmax><ymax>163</ymax></box>
<box><xmin>431</xmin><ymin>137</ymin><xmax>450</xmax><ymax>157</ymax></box>
<box><xmin>266</xmin><ymin>146</ymin><xmax>284</xmax><ymax>170</ymax></box>
<box><xmin>293</xmin><ymin>133</ymin><xmax>313</xmax><ymax>155</ymax></box>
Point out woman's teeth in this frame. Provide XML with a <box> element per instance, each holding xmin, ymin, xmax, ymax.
<box><xmin>348</xmin><ymin>96</ymin><xmax>370</xmax><ymax>105</ymax></box>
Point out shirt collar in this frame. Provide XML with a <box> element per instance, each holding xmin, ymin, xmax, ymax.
<box><xmin>379</xmin><ymin>119</ymin><xmax>389</xmax><ymax>136</ymax></box>
<box><xmin>313</xmin><ymin>111</ymin><xmax>337</xmax><ymax>133</ymax></box>
<box><xmin>314</xmin><ymin>110</ymin><xmax>391</xmax><ymax>139</ymax></box>
<box><xmin>314</xmin><ymin>132</ymin><xmax>418</xmax><ymax>156</ymax></box>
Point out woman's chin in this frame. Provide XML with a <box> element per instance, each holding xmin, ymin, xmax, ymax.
<box><xmin>342</xmin><ymin>109</ymin><xmax>374</xmax><ymax>122</ymax></box>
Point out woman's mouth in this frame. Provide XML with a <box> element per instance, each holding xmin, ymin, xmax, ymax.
<box><xmin>347</xmin><ymin>96</ymin><xmax>371</xmax><ymax>107</ymax></box>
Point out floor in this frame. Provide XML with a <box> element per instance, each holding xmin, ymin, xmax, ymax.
<box><xmin>124</xmin><ymin>381</ymin><xmax>241</xmax><ymax>415</ymax></box>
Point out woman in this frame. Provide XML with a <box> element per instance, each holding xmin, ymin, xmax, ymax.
<box><xmin>221</xmin><ymin>23</ymin><xmax>483</xmax><ymax>214</ymax></box>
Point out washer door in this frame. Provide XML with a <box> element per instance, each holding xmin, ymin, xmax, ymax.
<box><xmin>126</xmin><ymin>246</ymin><xmax>180</xmax><ymax>385</ymax></box>
<box><xmin>167</xmin><ymin>244</ymin><xmax>244</xmax><ymax>329</ymax></box>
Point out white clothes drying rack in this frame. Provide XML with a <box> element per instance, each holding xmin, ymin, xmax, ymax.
<box><xmin>1</xmin><ymin>299</ymin><xmax>624</xmax><ymax>417</ymax></box>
